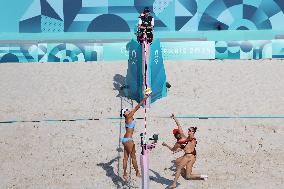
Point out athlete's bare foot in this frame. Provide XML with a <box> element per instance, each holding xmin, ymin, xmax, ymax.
<box><xmin>169</xmin><ymin>183</ymin><xmax>177</xmax><ymax>188</ymax></box>
<box><xmin>123</xmin><ymin>174</ymin><xmax>128</xmax><ymax>182</ymax></box>
<box><xmin>201</xmin><ymin>174</ymin><xmax>208</xmax><ymax>180</ymax></box>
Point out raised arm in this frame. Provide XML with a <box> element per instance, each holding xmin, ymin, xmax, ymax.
<box><xmin>127</xmin><ymin>95</ymin><xmax>148</xmax><ymax>117</ymax></box>
<box><xmin>171</xmin><ymin>114</ymin><xmax>186</xmax><ymax>138</ymax></box>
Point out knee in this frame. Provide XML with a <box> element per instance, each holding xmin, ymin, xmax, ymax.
<box><xmin>130</xmin><ymin>153</ymin><xmax>136</xmax><ymax>159</ymax></box>
<box><xmin>186</xmin><ymin>171</ymin><xmax>194</xmax><ymax>178</ymax></box>
<box><xmin>186</xmin><ymin>174</ymin><xmax>195</xmax><ymax>180</ymax></box>
<box><xmin>123</xmin><ymin>156</ymin><xmax>129</xmax><ymax>161</ymax></box>
<box><xmin>186</xmin><ymin>171</ymin><xmax>192</xmax><ymax>176</ymax></box>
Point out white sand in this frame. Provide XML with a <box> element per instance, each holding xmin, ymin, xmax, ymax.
<box><xmin>0</xmin><ymin>60</ymin><xmax>283</xmax><ymax>189</ymax></box>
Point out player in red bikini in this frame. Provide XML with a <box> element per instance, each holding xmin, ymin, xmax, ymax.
<box><xmin>162</xmin><ymin>114</ymin><xmax>208</xmax><ymax>188</ymax></box>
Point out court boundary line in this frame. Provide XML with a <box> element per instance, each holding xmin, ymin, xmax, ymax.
<box><xmin>1</xmin><ymin>115</ymin><xmax>284</xmax><ymax>124</ymax></box>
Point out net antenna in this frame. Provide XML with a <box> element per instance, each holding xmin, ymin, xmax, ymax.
<box><xmin>139</xmin><ymin>29</ymin><xmax>158</xmax><ymax>189</ymax></box>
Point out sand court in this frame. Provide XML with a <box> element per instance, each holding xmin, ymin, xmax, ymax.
<box><xmin>0</xmin><ymin>60</ymin><xmax>284</xmax><ymax>189</ymax></box>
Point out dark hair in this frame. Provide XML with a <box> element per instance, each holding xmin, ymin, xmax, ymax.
<box><xmin>189</xmin><ymin>127</ymin><xmax>197</xmax><ymax>133</ymax></box>
<box><xmin>143</xmin><ymin>7</ymin><xmax>150</xmax><ymax>13</ymax></box>
<box><xmin>120</xmin><ymin>109</ymin><xmax>126</xmax><ymax>118</ymax></box>
<box><xmin>174</xmin><ymin>132</ymin><xmax>181</xmax><ymax>139</ymax></box>
<box><xmin>120</xmin><ymin>109</ymin><xmax>129</xmax><ymax>118</ymax></box>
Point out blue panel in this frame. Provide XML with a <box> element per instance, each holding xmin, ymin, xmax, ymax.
<box><xmin>134</xmin><ymin>0</ymin><xmax>155</xmax><ymax>7</ymax></box>
<box><xmin>176</xmin><ymin>0</ymin><xmax>192</xmax><ymax>17</ymax></box>
<box><xmin>103</xmin><ymin>42</ymin><xmax>128</xmax><ymax>61</ymax></box>
<box><xmin>177</xmin><ymin>0</ymin><xmax>197</xmax><ymax>15</ymax></box>
<box><xmin>90</xmin><ymin>51</ymin><xmax>97</xmax><ymax>61</ymax></box>
<box><xmin>259</xmin><ymin>0</ymin><xmax>281</xmax><ymax>17</ymax></box>
<box><xmin>270</xmin><ymin>12</ymin><xmax>284</xmax><ymax>30</ymax></box>
<box><xmin>108</xmin><ymin>6</ymin><xmax>138</xmax><ymax>13</ymax></box>
<box><xmin>230</xmin><ymin>19</ymin><xmax>257</xmax><ymax>30</ymax></box>
<box><xmin>223</xmin><ymin>0</ymin><xmax>243</xmax><ymax>8</ymax></box>
<box><xmin>243</xmin><ymin>0</ymin><xmax>262</xmax><ymax>7</ymax></box>
<box><xmin>216</xmin><ymin>47</ymin><xmax>228</xmax><ymax>53</ymax></box>
<box><xmin>161</xmin><ymin>41</ymin><xmax>215</xmax><ymax>60</ymax></box>
<box><xmin>240</xmin><ymin>41</ymin><xmax>253</xmax><ymax>52</ymax></box>
<box><xmin>82</xmin><ymin>0</ymin><xmax>108</xmax><ymax>7</ymax></box>
<box><xmin>205</xmin><ymin>0</ymin><xmax>227</xmax><ymax>18</ymax></box>
<box><xmin>149</xmin><ymin>39</ymin><xmax>167</xmax><ymax>104</ymax></box>
<box><xmin>229</xmin><ymin>4</ymin><xmax>243</xmax><ymax>21</ymax></box>
<box><xmin>251</xmin><ymin>9</ymin><xmax>268</xmax><ymax>24</ymax></box>
<box><xmin>176</xmin><ymin>16</ymin><xmax>191</xmax><ymax>30</ymax></box>
<box><xmin>19</xmin><ymin>15</ymin><xmax>42</xmax><ymax>33</ymax></box>
<box><xmin>134</xmin><ymin>0</ymin><xmax>155</xmax><ymax>13</ymax></box>
<box><xmin>47</xmin><ymin>0</ymin><xmax>64</xmax><ymax>19</ymax></box>
<box><xmin>3</xmin><ymin>0</ymin><xmax>284</xmax><ymax>34</ymax></box>
<box><xmin>73</xmin><ymin>14</ymin><xmax>101</xmax><ymax>21</ymax></box>
<box><xmin>20</xmin><ymin>44</ymin><xmax>38</xmax><ymax>62</ymax></box>
<box><xmin>243</xmin><ymin>4</ymin><xmax>257</xmax><ymax>20</ymax></box>
<box><xmin>67</xmin><ymin>21</ymin><xmax>90</xmax><ymax>32</ymax></box>
<box><xmin>274</xmin><ymin>0</ymin><xmax>284</xmax><ymax>11</ymax></box>
<box><xmin>126</xmin><ymin>39</ymin><xmax>142</xmax><ymax>102</ymax></box>
<box><xmin>63</xmin><ymin>0</ymin><xmax>82</xmax><ymax>31</ymax></box>
<box><xmin>79</xmin><ymin>7</ymin><xmax>108</xmax><ymax>14</ymax></box>
<box><xmin>41</xmin><ymin>0</ymin><xmax>62</xmax><ymax>20</ymax></box>
<box><xmin>217</xmin><ymin>8</ymin><xmax>234</xmax><ymax>26</ymax></box>
<box><xmin>228</xmin><ymin>51</ymin><xmax>240</xmax><ymax>59</ymax></box>
<box><xmin>20</xmin><ymin>0</ymin><xmax>42</xmax><ymax>21</ymax></box>
<box><xmin>258</xmin><ymin>20</ymin><xmax>272</xmax><ymax>29</ymax></box>
<box><xmin>215</xmin><ymin>41</ymin><xmax>228</xmax><ymax>59</ymax></box>
<box><xmin>41</xmin><ymin>15</ymin><xmax>64</xmax><ymax>33</ymax></box>
<box><xmin>272</xmin><ymin>40</ymin><xmax>284</xmax><ymax>57</ymax></box>
<box><xmin>227</xmin><ymin>41</ymin><xmax>241</xmax><ymax>58</ymax></box>
<box><xmin>199</xmin><ymin>14</ymin><xmax>229</xmax><ymax>30</ymax></box>
<box><xmin>256</xmin><ymin>41</ymin><xmax>272</xmax><ymax>59</ymax></box>
<box><xmin>87</xmin><ymin>14</ymin><xmax>130</xmax><ymax>32</ymax></box>
<box><xmin>109</xmin><ymin>0</ymin><xmax>134</xmax><ymax>6</ymax></box>
<box><xmin>0</xmin><ymin>53</ymin><xmax>20</xmax><ymax>63</ymax></box>
<box><xmin>152</xmin><ymin>15</ymin><xmax>168</xmax><ymax>28</ymax></box>
<box><xmin>156</xmin><ymin>0</ymin><xmax>175</xmax><ymax>31</ymax></box>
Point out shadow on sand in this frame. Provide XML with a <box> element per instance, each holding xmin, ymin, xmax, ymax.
<box><xmin>97</xmin><ymin>156</ymin><xmax>126</xmax><ymax>188</ymax></box>
<box><xmin>113</xmin><ymin>74</ymin><xmax>127</xmax><ymax>98</ymax></box>
<box><xmin>149</xmin><ymin>169</ymin><xmax>172</xmax><ymax>186</ymax></box>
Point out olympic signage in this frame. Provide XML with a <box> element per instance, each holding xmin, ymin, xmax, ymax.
<box><xmin>161</xmin><ymin>41</ymin><xmax>215</xmax><ymax>60</ymax></box>
<box><xmin>103</xmin><ymin>41</ymin><xmax>215</xmax><ymax>61</ymax></box>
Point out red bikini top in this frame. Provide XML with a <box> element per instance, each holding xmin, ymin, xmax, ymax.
<box><xmin>177</xmin><ymin>137</ymin><xmax>197</xmax><ymax>143</ymax></box>
<box><xmin>177</xmin><ymin>138</ymin><xmax>189</xmax><ymax>144</ymax></box>
<box><xmin>177</xmin><ymin>139</ymin><xmax>190</xmax><ymax>149</ymax></box>
<box><xmin>177</xmin><ymin>138</ymin><xmax>197</xmax><ymax>149</ymax></box>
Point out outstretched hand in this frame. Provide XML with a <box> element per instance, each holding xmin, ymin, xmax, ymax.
<box><xmin>144</xmin><ymin>91</ymin><xmax>152</xmax><ymax>98</ymax></box>
<box><xmin>162</xmin><ymin>142</ymin><xmax>167</xmax><ymax>146</ymax></box>
<box><xmin>170</xmin><ymin>113</ymin><xmax>175</xmax><ymax>119</ymax></box>
<box><xmin>144</xmin><ymin>94</ymin><xmax>149</xmax><ymax>99</ymax></box>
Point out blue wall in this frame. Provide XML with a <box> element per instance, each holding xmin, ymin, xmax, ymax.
<box><xmin>1</xmin><ymin>0</ymin><xmax>284</xmax><ymax>33</ymax></box>
<box><xmin>1</xmin><ymin>0</ymin><xmax>284</xmax><ymax>62</ymax></box>
<box><xmin>1</xmin><ymin>39</ymin><xmax>284</xmax><ymax>63</ymax></box>
<box><xmin>0</xmin><ymin>0</ymin><xmax>34</xmax><ymax>32</ymax></box>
